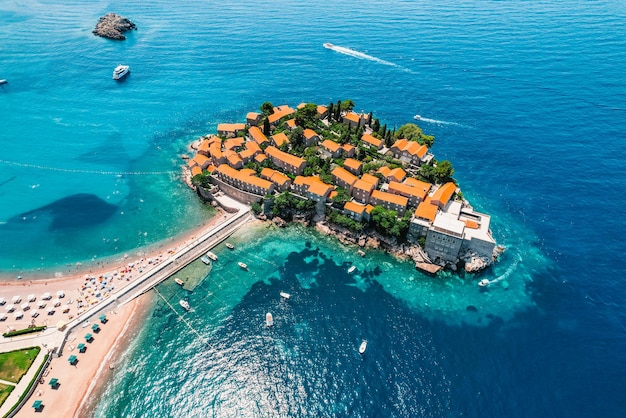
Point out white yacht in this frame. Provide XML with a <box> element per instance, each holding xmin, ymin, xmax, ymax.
<box><xmin>478</xmin><ymin>279</ymin><xmax>491</xmax><ymax>287</ymax></box>
<box><xmin>201</xmin><ymin>256</ymin><xmax>212</xmax><ymax>265</ymax></box>
<box><xmin>280</xmin><ymin>292</ymin><xmax>291</xmax><ymax>300</ymax></box>
<box><xmin>206</xmin><ymin>251</ymin><xmax>218</xmax><ymax>261</ymax></box>
<box><xmin>112</xmin><ymin>65</ymin><xmax>130</xmax><ymax>80</ymax></box>
<box><xmin>174</xmin><ymin>278</ymin><xmax>184</xmax><ymax>286</ymax></box>
<box><xmin>348</xmin><ymin>265</ymin><xmax>356</xmax><ymax>274</ymax></box>
<box><xmin>266</xmin><ymin>312</ymin><xmax>274</xmax><ymax>327</ymax></box>
<box><xmin>359</xmin><ymin>340</ymin><xmax>368</xmax><ymax>354</ymax></box>
<box><xmin>323</xmin><ymin>42</ymin><xmax>334</xmax><ymax>49</ymax></box>
<box><xmin>238</xmin><ymin>262</ymin><xmax>248</xmax><ymax>270</ymax></box>
<box><xmin>225</xmin><ymin>243</ymin><xmax>234</xmax><ymax>249</ymax></box>
<box><xmin>179</xmin><ymin>300</ymin><xmax>190</xmax><ymax>311</ymax></box>
<box><xmin>414</xmin><ymin>114</ymin><xmax>421</xmax><ymax>120</ymax></box>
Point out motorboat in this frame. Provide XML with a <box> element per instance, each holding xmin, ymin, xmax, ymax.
<box><xmin>112</xmin><ymin>65</ymin><xmax>130</xmax><ymax>80</ymax></box>
<box><xmin>0</xmin><ymin>79</ymin><xmax>7</xmax><ymax>85</ymax></box>
<box><xmin>478</xmin><ymin>279</ymin><xmax>491</xmax><ymax>287</ymax></box>
<box><xmin>357</xmin><ymin>250</ymin><xmax>365</xmax><ymax>257</ymax></box>
<box><xmin>348</xmin><ymin>265</ymin><xmax>356</xmax><ymax>274</ymax></box>
<box><xmin>266</xmin><ymin>312</ymin><xmax>274</xmax><ymax>327</ymax></box>
<box><xmin>225</xmin><ymin>243</ymin><xmax>234</xmax><ymax>249</ymax></box>
<box><xmin>323</xmin><ymin>43</ymin><xmax>334</xmax><ymax>49</ymax></box>
<box><xmin>413</xmin><ymin>114</ymin><xmax>421</xmax><ymax>120</ymax></box>
<box><xmin>280</xmin><ymin>292</ymin><xmax>291</xmax><ymax>300</ymax></box>
<box><xmin>179</xmin><ymin>300</ymin><xmax>190</xmax><ymax>311</ymax></box>
<box><xmin>206</xmin><ymin>251</ymin><xmax>218</xmax><ymax>261</ymax></box>
<box><xmin>238</xmin><ymin>262</ymin><xmax>248</xmax><ymax>270</ymax></box>
<box><xmin>201</xmin><ymin>256</ymin><xmax>212</xmax><ymax>265</ymax></box>
<box><xmin>174</xmin><ymin>278</ymin><xmax>184</xmax><ymax>286</ymax></box>
<box><xmin>359</xmin><ymin>340</ymin><xmax>367</xmax><ymax>354</ymax></box>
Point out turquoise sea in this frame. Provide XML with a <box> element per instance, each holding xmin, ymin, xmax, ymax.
<box><xmin>1</xmin><ymin>0</ymin><xmax>625</xmax><ymax>416</ymax></box>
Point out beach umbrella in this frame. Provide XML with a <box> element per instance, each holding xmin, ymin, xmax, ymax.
<box><xmin>47</xmin><ymin>308</ymin><xmax>55</xmax><ymax>315</ymax></box>
<box><xmin>38</xmin><ymin>301</ymin><xmax>46</xmax><ymax>308</ymax></box>
<box><xmin>21</xmin><ymin>303</ymin><xmax>30</xmax><ymax>311</ymax></box>
<box><xmin>0</xmin><ymin>297</ymin><xmax>5</xmax><ymax>305</ymax></box>
<box><xmin>5</xmin><ymin>304</ymin><xmax>15</xmax><ymax>312</ymax></box>
<box><xmin>57</xmin><ymin>290</ymin><xmax>65</xmax><ymax>298</ymax></box>
<box><xmin>48</xmin><ymin>378</ymin><xmax>59</xmax><ymax>388</ymax></box>
<box><xmin>42</xmin><ymin>292</ymin><xmax>51</xmax><ymax>300</ymax></box>
<box><xmin>14</xmin><ymin>311</ymin><xmax>24</xmax><ymax>319</ymax></box>
<box><xmin>31</xmin><ymin>309</ymin><xmax>39</xmax><ymax>318</ymax></box>
<box><xmin>53</xmin><ymin>298</ymin><xmax>61</xmax><ymax>307</ymax></box>
<box><xmin>62</xmin><ymin>305</ymin><xmax>70</xmax><ymax>313</ymax></box>
<box><xmin>32</xmin><ymin>400</ymin><xmax>43</xmax><ymax>410</ymax></box>
<box><xmin>27</xmin><ymin>294</ymin><xmax>36</xmax><ymax>302</ymax></box>
<box><xmin>0</xmin><ymin>313</ymin><xmax>7</xmax><ymax>321</ymax></box>
<box><xmin>12</xmin><ymin>296</ymin><xmax>21</xmax><ymax>303</ymax></box>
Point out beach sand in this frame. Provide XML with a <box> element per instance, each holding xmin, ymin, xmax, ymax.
<box><xmin>15</xmin><ymin>295</ymin><xmax>150</xmax><ymax>418</ymax></box>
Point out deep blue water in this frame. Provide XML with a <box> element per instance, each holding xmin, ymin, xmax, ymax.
<box><xmin>2</xmin><ymin>0</ymin><xmax>626</xmax><ymax>416</ymax></box>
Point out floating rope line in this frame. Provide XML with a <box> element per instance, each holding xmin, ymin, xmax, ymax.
<box><xmin>0</xmin><ymin>159</ymin><xmax>177</xmax><ymax>175</ymax></box>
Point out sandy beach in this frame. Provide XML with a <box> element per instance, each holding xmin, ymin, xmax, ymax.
<box><xmin>15</xmin><ymin>295</ymin><xmax>151</xmax><ymax>418</ymax></box>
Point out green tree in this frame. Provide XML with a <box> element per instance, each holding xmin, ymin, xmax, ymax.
<box><xmin>260</xmin><ymin>101</ymin><xmax>274</xmax><ymax>116</ymax></box>
<box><xmin>331</xmin><ymin>187</ymin><xmax>351</xmax><ymax>206</ymax></box>
<box><xmin>372</xmin><ymin>118</ymin><xmax>380</xmax><ymax>133</ymax></box>
<box><xmin>380</xmin><ymin>124</ymin><xmax>387</xmax><ymax>138</ymax></box>
<box><xmin>385</xmin><ymin>130</ymin><xmax>394</xmax><ymax>147</ymax></box>
<box><xmin>328</xmin><ymin>102</ymin><xmax>334</xmax><ymax>121</ymax></box>
<box><xmin>251</xmin><ymin>202</ymin><xmax>262</xmax><ymax>215</ymax></box>
<box><xmin>191</xmin><ymin>173</ymin><xmax>211</xmax><ymax>188</ymax></box>
<box><xmin>396</xmin><ymin>123</ymin><xmax>423</xmax><ymax>141</ymax></box>
<box><xmin>263</xmin><ymin>117</ymin><xmax>271</xmax><ymax>136</ymax></box>
<box><xmin>367</xmin><ymin>111</ymin><xmax>373</xmax><ymax>127</ymax></box>
<box><xmin>335</xmin><ymin>100</ymin><xmax>342</xmax><ymax>120</ymax></box>
<box><xmin>434</xmin><ymin>160</ymin><xmax>454</xmax><ymax>183</ymax></box>
<box><xmin>340</xmin><ymin>99</ymin><xmax>355</xmax><ymax>111</ymax></box>
<box><xmin>294</xmin><ymin>103</ymin><xmax>318</xmax><ymax>129</ymax></box>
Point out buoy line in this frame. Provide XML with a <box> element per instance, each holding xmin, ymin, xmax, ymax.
<box><xmin>0</xmin><ymin>159</ymin><xmax>176</xmax><ymax>175</ymax></box>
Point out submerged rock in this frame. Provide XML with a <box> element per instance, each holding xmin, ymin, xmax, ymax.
<box><xmin>93</xmin><ymin>13</ymin><xmax>137</xmax><ymax>40</ymax></box>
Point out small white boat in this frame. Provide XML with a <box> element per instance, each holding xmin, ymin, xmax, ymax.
<box><xmin>225</xmin><ymin>243</ymin><xmax>234</xmax><ymax>250</ymax></box>
<box><xmin>112</xmin><ymin>65</ymin><xmax>130</xmax><ymax>80</ymax></box>
<box><xmin>478</xmin><ymin>279</ymin><xmax>491</xmax><ymax>287</ymax></box>
<box><xmin>323</xmin><ymin>42</ymin><xmax>334</xmax><ymax>49</ymax></box>
<box><xmin>174</xmin><ymin>278</ymin><xmax>184</xmax><ymax>286</ymax></box>
<box><xmin>359</xmin><ymin>340</ymin><xmax>367</xmax><ymax>354</ymax></box>
<box><xmin>201</xmin><ymin>256</ymin><xmax>212</xmax><ymax>265</ymax></box>
<box><xmin>280</xmin><ymin>292</ymin><xmax>291</xmax><ymax>300</ymax></box>
<box><xmin>206</xmin><ymin>251</ymin><xmax>218</xmax><ymax>261</ymax></box>
<box><xmin>0</xmin><ymin>79</ymin><xmax>7</xmax><ymax>85</ymax></box>
<box><xmin>414</xmin><ymin>114</ymin><xmax>421</xmax><ymax>120</ymax></box>
<box><xmin>238</xmin><ymin>262</ymin><xmax>248</xmax><ymax>270</ymax></box>
<box><xmin>266</xmin><ymin>312</ymin><xmax>274</xmax><ymax>327</ymax></box>
<box><xmin>179</xmin><ymin>300</ymin><xmax>190</xmax><ymax>311</ymax></box>
<box><xmin>348</xmin><ymin>265</ymin><xmax>356</xmax><ymax>274</ymax></box>
<box><xmin>357</xmin><ymin>250</ymin><xmax>365</xmax><ymax>257</ymax></box>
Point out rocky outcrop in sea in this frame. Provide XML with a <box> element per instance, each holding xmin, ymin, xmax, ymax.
<box><xmin>93</xmin><ymin>13</ymin><xmax>137</xmax><ymax>40</ymax></box>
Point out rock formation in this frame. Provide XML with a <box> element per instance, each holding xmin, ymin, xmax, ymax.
<box><xmin>93</xmin><ymin>13</ymin><xmax>136</xmax><ymax>40</ymax></box>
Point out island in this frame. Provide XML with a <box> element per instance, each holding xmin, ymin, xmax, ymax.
<box><xmin>92</xmin><ymin>13</ymin><xmax>137</xmax><ymax>40</ymax></box>
<box><xmin>184</xmin><ymin>100</ymin><xmax>502</xmax><ymax>273</ymax></box>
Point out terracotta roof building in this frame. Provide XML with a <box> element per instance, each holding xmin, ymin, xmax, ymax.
<box><xmin>271</xmin><ymin>132</ymin><xmax>290</xmax><ymax>148</ymax></box>
<box><xmin>246</xmin><ymin>112</ymin><xmax>261</xmax><ymax>126</ymax></box>
<box><xmin>217</xmin><ymin>123</ymin><xmax>246</xmax><ymax>138</ymax></box>
<box><xmin>331</xmin><ymin>167</ymin><xmax>358</xmax><ymax>193</ymax></box>
<box><xmin>303</xmin><ymin>128</ymin><xmax>320</xmax><ymax>146</ymax></box>
<box><xmin>343</xmin><ymin>201</ymin><xmax>367</xmax><ymax>221</ymax></box>
<box><xmin>343</xmin><ymin>158</ymin><xmax>363</xmax><ymax>175</ymax></box>
<box><xmin>268</xmin><ymin>105</ymin><xmax>295</xmax><ymax>125</ymax></box>
<box><xmin>352</xmin><ymin>179</ymin><xmax>376</xmax><ymax>203</ymax></box>
<box><xmin>214</xmin><ymin>165</ymin><xmax>275</xmax><ymax>196</ymax></box>
<box><xmin>431</xmin><ymin>182</ymin><xmax>457</xmax><ymax>208</ymax></box>
<box><xmin>248</xmin><ymin>126</ymin><xmax>269</xmax><ymax>147</ymax></box>
<box><xmin>387</xmin><ymin>181</ymin><xmax>427</xmax><ymax>207</ymax></box>
<box><xmin>361</xmin><ymin>133</ymin><xmax>383</xmax><ymax>150</ymax></box>
<box><xmin>265</xmin><ymin>146</ymin><xmax>306</xmax><ymax>175</ymax></box>
<box><xmin>320</xmin><ymin>139</ymin><xmax>342</xmax><ymax>158</ymax></box>
<box><xmin>260</xmin><ymin>168</ymin><xmax>292</xmax><ymax>191</ymax></box>
<box><xmin>370</xmin><ymin>190</ymin><xmax>408</xmax><ymax>215</ymax></box>
<box><xmin>390</xmin><ymin>139</ymin><xmax>429</xmax><ymax>166</ymax></box>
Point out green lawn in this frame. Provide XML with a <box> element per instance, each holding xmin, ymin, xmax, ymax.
<box><xmin>0</xmin><ymin>383</ymin><xmax>15</xmax><ymax>407</ymax></box>
<box><xmin>0</xmin><ymin>347</ymin><xmax>41</xmax><ymax>383</ymax></box>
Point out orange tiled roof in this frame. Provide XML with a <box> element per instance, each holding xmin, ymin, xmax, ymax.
<box><xmin>271</xmin><ymin>171</ymin><xmax>291</xmax><ymax>186</ymax></box>
<box><xmin>265</xmin><ymin>146</ymin><xmax>305</xmax><ymax>168</ymax></box>
<box><xmin>192</xmin><ymin>154</ymin><xmax>210</xmax><ymax>166</ymax></box>
<box><xmin>239</xmin><ymin>168</ymin><xmax>256</xmax><ymax>177</ymax></box>
<box><xmin>239</xmin><ymin>149</ymin><xmax>256</xmax><ymax>160</ymax></box>
<box><xmin>393</xmin><ymin>139</ymin><xmax>428</xmax><ymax>158</ymax></box>
<box><xmin>404</xmin><ymin>178</ymin><xmax>432</xmax><ymax>193</ymax></box>
<box><xmin>216</xmin><ymin>165</ymin><xmax>273</xmax><ymax>190</ymax></box>
<box><xmin>360</xmin><ymin>173</ymin><xmax>379</xmax><ymax>186</ymax></box>
<box><xmin>268</xmin><ymin>106</ymin><xmax>295</xmax><ymax>124</ymax></box>
<box><xmin>321</xmin><ymin>139</ymin><xmax>341</xmax><ymax>152</ymax></box>
<box><xmin>187</xmin><ymin>159</ymin><xmax>197</xmax><ymax>168</ymax></box>
<box><xmin>227</xmin><ymin>153</ymin><xmax>242</xmax><ymax>167</ymax></box>
<box><xmin>343</xmin><ymin>158</ymin><xmax>362</xmax><ymax>171</ymax></box>
<box><xmin>465</xmin><ymin>220</ymin><xmax>479</xmax><ymax>229</ymax></box>
<box><xmin>329</xmin><ymin>190</ymin><xmax>338</xmax><ymax>199</ymax></box>
<box><xmin>297</xmin><ymin>102</ymin><xmax>307</xmax><ymax>109</ymax></box>
<box><xmin>207</xmin><ymin>165</ymin><xmax>216</xmax><ymax>173</ymax></box>
<box><xmin>414</xmin><ymin>202</ymin><xmax>438</xmax><ymax>222</ymax></box>
<box><xmin>245</xmin><ymin>141</ymin><xmax>261</xmax><ymax>154</ymax></box>
<box><xmin>388</xmin><ymin>167</ymin><xmax>406</xmax><ymax>182</ymax></box>
<box><xmin>308</xmin><ymin>181</ymin><xmax>333</xmax><ymax>197</ymax></box>
<box><xmin>206</xmin><ymin>135</ymin><xmax>222</xmax><ymax>146</ymax></box>
<box><xmin>224</xmin><ymin>137</ymin><xmax>245</xmax><ymax>150</ymax></box>
<box><xmin>217</xmin><ymin>123</ymin><xmax>245</xmax><ymax>132</ymax></box>
<box><xmin>197</xmin><ymin>140</ymin><xmax>210</xmax><ymax>154</ymax></box>
<box><xmin>286</xmin><ymin>119</ymin><xmax>297</xmax><ymax>128</ymax></box>
<box><xmin>246</xmin><ymin>112</ymin><xmax>260</xmax><ymax>120</ymax></box>
<box><xmin>331</xmin><ymin>167</ymin><xmax>358</xmax><ymax>186</ymax></box>
<box><xmin>190</xmin><ymin>166</ymin><xmax>203</xmax><ymax>177</ymax></box>
<box><xmin>388</xmin><ymin>181</ymin><xmax>427</xmax><ymax>200</ymax></box>
<box><xmin>371</xmin><ymin>190</ymin><xmax>408</xmax><ymax>207</ymax></box>
<box><xmin>353</xmin><ymin>179</ymin><xmax>375</xmax><ymax>193</ymax></box>
<box><xmin>255</xmin><ymin>153</ymin><xmax>267</xmax><ymax>163</ymax></box>
<box><xmin>248</xmin><ymin>126</ymin><xmax>269</xmax><ymax>145</ymax></box>
<box><xmin>344</xmin><ymin>112</ymin><xmax>360</xmax><ymax>123</ymax></box>
<box><xmin>303</xmin><ymin>128</ymin><xmax>318</xmax><ymax>139</ymax></box>
<box><xmin>431</xmin><ymin>182</ymin><xmax>456</xmax><ymax>206</ymax></box>
<box><xmin>317</xmin><ymin>105</ymin><xmax>328</xmax><ymax>116</ymax></box>
<box><xmin>377</xmin><ymin>166</ymin><xmax>391</xmax><ymax>177</ymax></box>
<box><xmin>344</xmin><ymin>201</ymin><xmax>366</xmax><ymax>214</ymax></box>
<box><xmin>341</xmin><ymin>143</ymin><xmax>355</xmax><ymax>153</ymax></box>
<box><xmin>271</xmin><ymin>132</ymin><xmax>290</xmax><ymax>147</ymax></box>
<box><xmin>365</xmin><ymin>204</ymin><xmax>375</xmax><ymax>214</ymax></box>
<box><xmin>362</xmin><ymin>133</ymin><xmax>382</xmax><ymax>148</ymax></box>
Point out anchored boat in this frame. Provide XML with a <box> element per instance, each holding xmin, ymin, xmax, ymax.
<box><xmin>206</xmin><ymin>251</ymin><xmax>218</xmax><ymax>261</ymax></box>
<box><xmin>174</xmin><ymin>278</ymin><xmax>184</xmax><ymax>286</ymax></box>
<box><xmin>359</xmin><ymin>340</ymin><xmax>368</xmax><ymax>354</ymax></box>
<box><xmin>112</xmin><ymin>65</ymin><xmax>130</xmax><ymax>80</ymax></box>
<box><xmin>179</xmin><ymin>300</ymin><xmax>190</xmax><ymax>311</ymax></box>
<box><xmin>266</xmin><ymin>312</ymin><xmax>274</xmax><ymax>327</ymax></box>
<box><xmin>238</xmin><ymin>262</ymin><xmax>248</xmax><ymax>270</ymax></box>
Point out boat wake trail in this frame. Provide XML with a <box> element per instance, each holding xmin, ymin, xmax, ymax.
<box><xmin>324</xmin><ymin>43</ymin><xmax>413</xmax><ymax>73</ymax></box>
<box><xmin>415</xmin><ymin>116</ymin><xmax>464</xmax><ymax>127</ymax></box>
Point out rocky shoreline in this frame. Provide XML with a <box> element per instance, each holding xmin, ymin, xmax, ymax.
<box><xmin>93</xmin><ymin>13</ymin><xmax>136</xmax><ymax>40</ymax></box>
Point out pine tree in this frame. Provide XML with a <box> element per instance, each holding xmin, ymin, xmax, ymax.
<box><xmin>263</xmin><ymin>118</ymin><xmax>271</xmax><ymax>136</ymax></box>
<box><xmin>335</xmin><ymin>100</ymin><xmax>342</xmax><ymax>120</ymax></box>
<box><xmin>328</xmin><ymin>102</ymin><xmax>334</xmax><ymax>122</ymax></box>
<box><xmin>381</xmin><ymin>124</ymin><xmax>387</xmax><ymax>138</ymax></box>
<box><xmin>368</xmin><ymin>112</ymin><xmax>373</xmax><ymax>127</ymax></box>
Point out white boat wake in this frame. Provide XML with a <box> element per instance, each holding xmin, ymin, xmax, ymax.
<box><xmin>414</xmin><ymin>115</ymin><xmax>463</xmax><ymax>126</ymax></box>
<box><xmin>323</xmin><ymin>43</ymin><xmax>412</xmax><ymax>72</ymax></box>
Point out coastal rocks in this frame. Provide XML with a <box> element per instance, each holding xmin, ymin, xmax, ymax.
<box><xmin>272</xmin><ymin>217</ymin><xmax>287</xmax><ymax>228</ymax></box>
<box><xmin>464</xmin><ymin>255</ymin><xmax>490</xmax><ymax>273</ymax></box>
<box><xmin>93</xmin><ymin>13</ymin><xmax>137</xmax><ymax>40</ymax></box>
